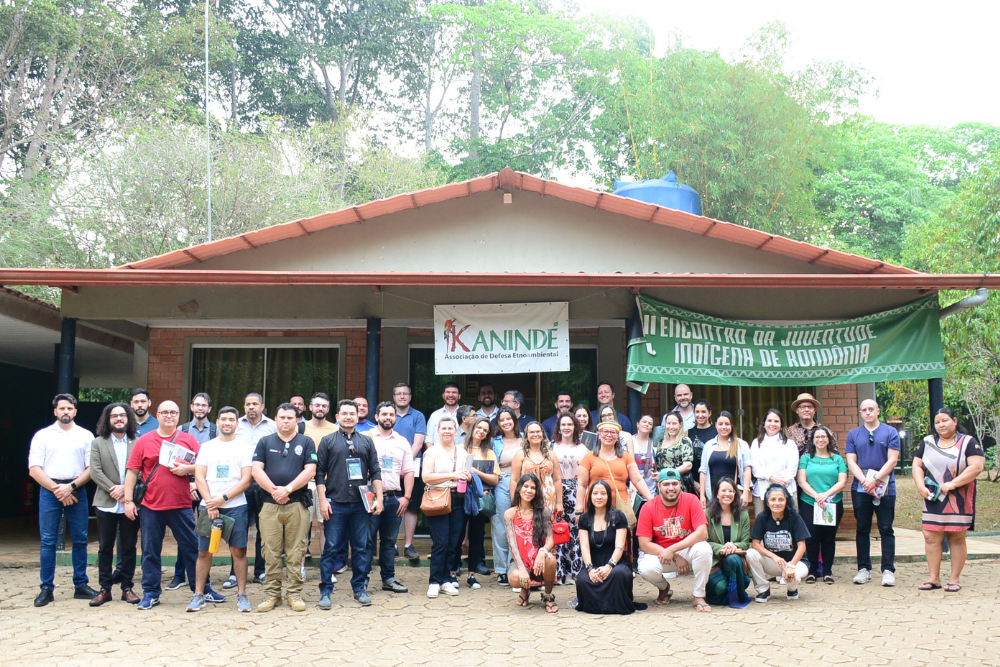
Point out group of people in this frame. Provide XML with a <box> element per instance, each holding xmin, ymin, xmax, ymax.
<box><xmin>28</xmin><ymin>380</ymin><xmax>986</xmax><ymax>614</ymax></box>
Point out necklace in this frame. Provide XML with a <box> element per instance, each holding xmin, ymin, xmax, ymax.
<box><xmin>592</xmin><ymin>512</ymin><xmax>608</xmax><ymax>548</ymax></box>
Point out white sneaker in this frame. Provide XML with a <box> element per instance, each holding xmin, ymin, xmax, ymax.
<box><xmin>882</xmin><ymin>570</ymin><xmax>896</xmax><ymax>587</ymax></box>
<box><xmin>853</xmin><ymin>568</ymin><xmax>871</xmax><ymax>585</ymax></box>
<box><xmin>441</xmin><ymin>582</ymin><xmax>460</xmax><ymax>596</ymax></box>
<box><xmin>427</xmin><ymin>583</ymin><xmax>440</xmax><ymax>598</ymax></box>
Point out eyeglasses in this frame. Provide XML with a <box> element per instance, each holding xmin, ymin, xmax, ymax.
<box><xmin>158</xmin><ymin>411</ymin><xmax>180</xmax><ymax>416</ymax></box>
<box><xmin>110</xmin><ymin>414</ymin><xmax>127</xmax><ymax>420</ymax></box>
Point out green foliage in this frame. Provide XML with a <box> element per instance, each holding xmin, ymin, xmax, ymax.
<box><xmin>79</xmin><ymin>388</ymin><xmax>131</xmax><ymax>403</ymax></box>
<box><xmin>586</xmin><ymin>21</ymin><xmax>868</xmax><ymax>239</ymax></box>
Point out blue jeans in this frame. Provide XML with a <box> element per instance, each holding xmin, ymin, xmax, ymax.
<box><xmin>320</xmin><ymin>500</ymin><xmax>370</xmax><ymax>595</ymax></box>
<box><xmin>426</xmin><ymin>493</ymin><xmax>465</xmax><ymax>585</ymax></box>
<box><xmin>38</xmin><ymin>487</ymin><xmax>90</xmax><ymax>591</ymax></box>
<box><xmin>140</xmin><ymin>507</ymin><xmax>199</xmax><ymax>598</ymax></box>
<box><xmin>490</xmin><ymin>474</ymin><xmax>512</xmax><ymax>574</ymax></box>
<box><xmin>368</xmin><ymin>495</ymin><xmax>403</xmax><ymax>582</ymax></box>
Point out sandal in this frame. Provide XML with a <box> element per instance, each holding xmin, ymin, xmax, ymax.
<box><xmin>944</xmin><ymin>583</ymin><xmax>962</xmax><ymax>592</ymax></box>
<box><xmin>516</xmin><ymin>589</ymin><xmax>531</xmax><ymax>606</ymax></box>
<box><xmin>823</xmin><ymin>576</ymin><xmax>835</xmax><ymax>585</ymax></box>
<box><xmin>542</xmin><ymin>593</ymin><xmax>559</xmax><ymax>613</ymax></box>
<box><xmin>805</xmin><ymin>575</ymin><xmax>817</xmax><ymax>584</ymax></box>
<box><xmin>655</xmin><ymin>586</ymin><xmax>673</xmax><ymax>605</ymax></box>
<box><xmin>917</xmin><ymin>582</ymin><xmax>942</xmax><ymax>590</ymax></box>
<box><xmin>693</xmin><ymin>601</ymin><xmax>711</xmax><ymax>612</ymax></box>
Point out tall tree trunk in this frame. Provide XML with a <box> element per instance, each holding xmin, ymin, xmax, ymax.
<box><xmin>469</xmin><ymin>43</ymin><xmax>482</xmax><ymax>167</ymax></box>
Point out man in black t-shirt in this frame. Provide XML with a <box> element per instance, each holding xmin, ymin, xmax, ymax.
<box><xmin>251</xmin><ymin>403</ymin><xmax>317</xmax><ymax>612</ymax></box>
<box><xmin>316</xmin><ymin>399</ymin><xmax>383</xmax><ymax>609</ymax></box>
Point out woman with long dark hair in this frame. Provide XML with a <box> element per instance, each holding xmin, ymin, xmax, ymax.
<box><xmin>510</xmin><ymin>421</ymin><xmax>563</xmax><ymax>518</ymax></box>
<box><xmin>797</xmin><ymin>425</ymin><xmax>847</xmax><ymax>583</ymax></box>
<box><xmin>550</xmin><ymin>413</ymin><xmax>589</xmax><ymax>583</ymax></box>
<box><xmin>573</xmin><ymin>404</ymin><xmax>598</xmax><ymax>452</ymax></box>
<box><xmin>574</xmin><ymin>480</ymin><xmax>646</xmax><ymax>614</ymax></box>
<box><xmin>704</xmin><ymin>477</ymin><xmax>752</xmax><ymax>607</ymax></box>
<box><xmin>490</xmin><ymin>406</ymin><xmax>521</xmax><ymax>585</ymax></box>
<box><xmin>462</xmin><ymin>418</ymin><xmax>499</xmax><ymax>588</ymax></box>
<box><xmin>747</xmin><ymin>484</ymin><xmax>810</xmax><ymax>603</ymax></box>
<box><xmin>914</xmin><ymin>408</ymin><xmax>985</xmax><ymax>592</ymax></box>
<box><xmin>698</xmin><ymin>411</ymin><xmax>752</xmax><ymax>508</ymax></box>
<box><xmin>750</xmin><ymin>409</ymin><xmax>799</xmax><ymax>515</ymax></box>
<box><xmin>503</xmin><ymin>473</ymin><xmax>558</xmax><ymax>612</ymax></box>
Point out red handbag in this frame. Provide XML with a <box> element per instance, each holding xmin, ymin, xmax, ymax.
<box><xmin>552</xmin><ymin>513</ymin><xmax>571</xmax><ymax>546</ymax></box>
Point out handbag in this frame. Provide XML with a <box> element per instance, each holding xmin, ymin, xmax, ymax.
<box><xmin>421</xmin><ymin>445</ymin><xmax>458</xmax><ymax>516</ymax></box>
<box><xmin>477</xmin><ymin>489</ymin><xmax>497</xmax><ymax>517</ymax></box>
<box><xmin>421</xmin><ymin>486</ymin><xmax>452</xmax><ymax>516</ymax></box>
<box><xmin>601</xmin><ymin>457</ymin><xmax>637</xmax><ymax>530</ymax></box>
<box><xmin>133</xmin><ymin>462</ymin><xmax>159</xmax><ymax>507</ymax></box>
<box><xmin>552</xmin><ymin>512</ymin><xmax>571</xmax><ymax>545</ymax></box>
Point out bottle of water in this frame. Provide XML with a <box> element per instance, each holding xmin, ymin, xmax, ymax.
<box><xmin>567</xmin><ymin>597</ymin><xmax>579</xmax><ymax>609</ymax></box>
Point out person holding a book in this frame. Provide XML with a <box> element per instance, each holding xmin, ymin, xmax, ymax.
<box><xmin>463</xmin><ymin>417</ymin><xmax>499</xmax><ymax>589</ymax></box>
<box><xmin>913</xmin><ymin>408</ymin><xmax>985</xmax><ymax>592</ymax></box>
<box><xmin>366</xmin><ymin>401</ymin><xmax>415</xmax><ymax>594</ymax></box>
<box><xmin>251</xmin><ymin>403</ymin><xmax>318</xmax><ymax>612</ymax></box>
<box><xmin>796</xmin><ymin>426</ymin><xmax>847</xmax><ymax>583</ymax></box>
<box><xmin>187</xmin><ymin>406</ymin><xmax>254</xmax><ymax>613</ymax></box>
<box><xmin>844</xmin><ymin>399</ymin><xmax>900</xmax><ymax>587</ymax></box>
<box><xmin>747</xmin><ymin>484</ymin><xmax>810</xmax><ymax>603</ymax></box>
<box><xmin>316</xmin><ymin>399</ymin><xmax>383</xmax><ymax>609</ymax></box>
<box><xmin>122</xmin><ymin>400</ymin><xmax>203</xmax><ymax>610</ymax></box>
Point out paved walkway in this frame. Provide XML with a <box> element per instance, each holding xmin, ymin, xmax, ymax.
<box><xmin>2</xmin><ymin>560</ymin><xmax>999</xmax><ymax>666</ymax></box>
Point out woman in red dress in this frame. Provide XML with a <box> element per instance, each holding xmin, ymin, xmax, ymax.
<box><xmin>503</xmin><ymin>473</ymin><xmax>558</xmax><ymax>612</ymax></box>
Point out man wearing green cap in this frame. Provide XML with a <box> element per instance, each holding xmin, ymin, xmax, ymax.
<box><xmin>637</xmin><ymin>468</ymin><xmax>713</xmax><ymax>611</ymax></box>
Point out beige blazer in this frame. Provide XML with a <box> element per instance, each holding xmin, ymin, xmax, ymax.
<box><xmin>90</xmin><ymin>435</ymin><xmax>136</xmax><ymax>509</ymax></box>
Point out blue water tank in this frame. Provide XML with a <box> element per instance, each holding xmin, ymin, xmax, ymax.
<box><xmin>613</xmin><ymin>171</ymin><xmax>701</xmax><ymax>215</ymax></box>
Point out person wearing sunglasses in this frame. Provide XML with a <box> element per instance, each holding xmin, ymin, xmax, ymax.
<box><xmin>844</xmin><ymin>399</ymin><xmax>900</xmax><ymax>587</ymax></box>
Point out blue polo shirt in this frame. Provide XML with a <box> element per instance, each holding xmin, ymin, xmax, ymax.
<box><xmin>394</xmin><ymin>407</ymin><xmax>427</xmax><ymax>448</ymax></box>
<box><xmin>135</xmin><ymin>416</ymin><xmax>159</xmax><ymax>437</ymax></box>
<box><xmin>845</xmin><ymin>422</ymin><xmax>900</xmax><ymax>496</ymax></box>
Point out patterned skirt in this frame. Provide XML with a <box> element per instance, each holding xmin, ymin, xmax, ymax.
<box><xmin>557</xmin><ymin>478</ymin><xmax>583</xmax><ymax>581</ymax></box>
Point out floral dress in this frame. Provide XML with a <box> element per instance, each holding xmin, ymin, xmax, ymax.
<box><xmin>654</xmin><ymin>436</ymin><xmax>695</xmax><ymax>493</ymax></box>
<box><xmin>552</xmin><ymin>442</ymin><xmax>590</xmax><ymax>581</ymax></box>
<box><xmin>521</xmin><ymin>454</ymin><xmax>557</xmax><ymax>514</ymax></box>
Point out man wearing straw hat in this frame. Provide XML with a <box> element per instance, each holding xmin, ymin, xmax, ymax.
<box><xmin>787</xmin><ymin>393</ymin><xmax>823</xmax><ymax>454</ymax></box>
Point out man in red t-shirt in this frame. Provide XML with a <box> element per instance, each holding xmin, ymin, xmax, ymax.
<box><xmin>123</xmin><ymin>401</ymin><xmax>203</xmax><ymax>610</ymax></box>
<box><xmin>637</xmin><ymin>468</ymin><xmax>713</xmax><ymax>611</ymax></box>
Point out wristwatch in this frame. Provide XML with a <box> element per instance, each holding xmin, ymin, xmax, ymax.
<box><xmin>222</xmin><ymin>493</ymin><xmax>229</xmax><ymax>502</ymax></box>
<box><xmin>285</xmin><ymin>485</ymin><xmax>293</xmax><ymax>494</ymax></box>
<box><xmin>70</xmin><ymin>482</ymin><xmax>77</xmax><ymax>491</ymax></box>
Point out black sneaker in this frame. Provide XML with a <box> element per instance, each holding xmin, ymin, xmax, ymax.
<box><xmin>467</xmin><ymin>575</ymin><xmax>481</xmax><ymax>590</ymax></box>
<box><xmin>497</xmin><ymin>573</ymin><xmax>509</xmax><ymax>586</ymax></box>
<box><xmin>786</xmin><ymin>589</ymin><xmax>799</xmax><ymax>600</ymax></box>
<box><xmin>403</xmin><ymin>545</ymin><xmax>420</xmax><ymax>560</ymax></box>
<box><xmin>164</xmin><ymin>577</ymin><xmax>185</xmax><ymax>591</ymax></box>
<box><xmin>73</xmin><ymin>585</ymin><xmax>99</xmax><ymax>599</ymax></box>
<box><xmin>754</xmin><ymin>588</ymin><xmax>771</xmax><ymax>604</ymax></box>
<box><xmin>34</xmin><ymin>589</ymin><xmax>54</xmax><ymax>607</ymax></box>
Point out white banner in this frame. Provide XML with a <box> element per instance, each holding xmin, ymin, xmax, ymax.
<box><xmin>434</xmin><ymin>302</ymin><xmax>570</xmax><ymax>374</ymax></box>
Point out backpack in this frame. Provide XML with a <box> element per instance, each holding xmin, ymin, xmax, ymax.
<box><xmin>180</xmin><ymin>421</ymin><xmax>218</xmax><ymax>439</ymax></box>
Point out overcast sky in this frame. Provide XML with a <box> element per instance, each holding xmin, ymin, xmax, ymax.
<box><xmin>575</xmin><ymin>0</ymin><xmax>1000</xmax><ymax>127</ymax></box>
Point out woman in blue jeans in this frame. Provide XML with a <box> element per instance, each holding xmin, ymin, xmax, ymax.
<box><xmin>491</xmin><ymin>407</ymin><xmax>522</xmax><ymax>586</ymax></box>
<box><xmin>422</xmin><ymin>416</ymin><xmax>470</xmax><ymax>598</ymax></box>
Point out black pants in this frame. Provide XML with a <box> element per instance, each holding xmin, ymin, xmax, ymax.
<box><xmin>97</xmin><ymin>510</ymin><xmax>139</xmax><ymax>591</ymax></box>
<box><xmin>852</xmin><ymin>491</ymin><xmax>896</xmax><ymax>573</ymax></box>
<box><xmin>799</xmin><ymin>499</ymin><xmax>843</xmax><ymax>577</ymax></box>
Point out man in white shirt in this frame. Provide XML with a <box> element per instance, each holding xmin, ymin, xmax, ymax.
<box><xmin>28</xmin><ymin>393</ymin><xmax>97</xmax><ymax>607</ymax></box>
<box><xmin>228</xmin><ymin>392</ymin><xmax>277</xmax><ymax>587</ymax></box>
<box><xmin>188</xmin><ymin>407</ymin><xmax>254</xmax><ymax>613</ymax></box>
<box><xmin>366</xmin><ymin>402</ymin><xmax>416</xmax><ymax>593</ymax></box>
<box><xmin>89</xmin><ymin>402</ymin><xmax>140</xmax><ymax>606</ymax></box>
<box><xmin>426</xmin><ymin>382</ymin><xmax>462</xmax><ymax>446</ymax></box>
<box><xmin>475</xmin><ymin>384</ymin><xmax>499</xmax><ymax>421</ymax></box>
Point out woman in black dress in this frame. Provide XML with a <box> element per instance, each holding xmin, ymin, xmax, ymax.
<box><xmin>575</xmin><ymin>480</ymin><xmax>647</xmax><ymax>614</ymax></box>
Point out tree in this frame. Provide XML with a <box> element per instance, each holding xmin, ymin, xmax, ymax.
<box><xmin>587</xmin><ymin>21</ymin><xmax>869</xmax><ymax>240</ymax></box>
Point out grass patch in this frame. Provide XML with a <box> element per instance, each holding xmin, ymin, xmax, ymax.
<box><xmin>894</xmin><ymin>473</ymin><xmax>1000</xmax><ymax>532</ymax></box>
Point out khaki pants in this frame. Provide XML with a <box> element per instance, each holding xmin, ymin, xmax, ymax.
<box><xmin>637</xmin><ymin>541</ymin><xmax>713</xmax><ymax>598</ymax></box>
<box><xmin>259</xmin><ymin>502</ymin><xmax>310</xmax><ymax>599</ymax></box>
<box><xmin>746</xmin><ymin>549</ymin><xmax>809</xmax><ymax>592</ymax></box>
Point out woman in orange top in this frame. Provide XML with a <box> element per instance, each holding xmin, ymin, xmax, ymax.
<box><xmin>510</xmin><ymin>421</ymin><xmax>563</xmax><ymax>517</ymax></box>
<box><xmin>576</xmin><ymin>421</ymin><xmax>654</xmax><ymax>516</ymax></box>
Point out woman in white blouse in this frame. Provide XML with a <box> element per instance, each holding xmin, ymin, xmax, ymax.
<box><xmin>749</xmin><ymin>409</ymin><xmax>799</xmax><ymax>515</ymax></box>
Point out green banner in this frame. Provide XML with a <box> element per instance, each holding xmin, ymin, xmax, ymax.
<box><xmin>627</xmin><ymin>295</ymin><xmax>945</xmax><ymax>387</ymax></box>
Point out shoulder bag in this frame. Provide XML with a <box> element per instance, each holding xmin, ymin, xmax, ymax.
<box><xmin>551</xmin><ymin>512</ymin><xmax>571</xmax><ymax>545</ymax></box>
<box><xmin>420</xmin><ymin>446</ymin><xmax>456</xmax><ymax>517</ymax></box>
<box><xmin>601</xmin><ymin>456</ymin><xmax>637</xmax><ymax>530</ymax></box>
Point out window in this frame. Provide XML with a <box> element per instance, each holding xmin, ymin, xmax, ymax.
<box><xmin>190</xmin><ymin>345</ymin><xmax>339</xmax><ymax>418</ymax></box>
